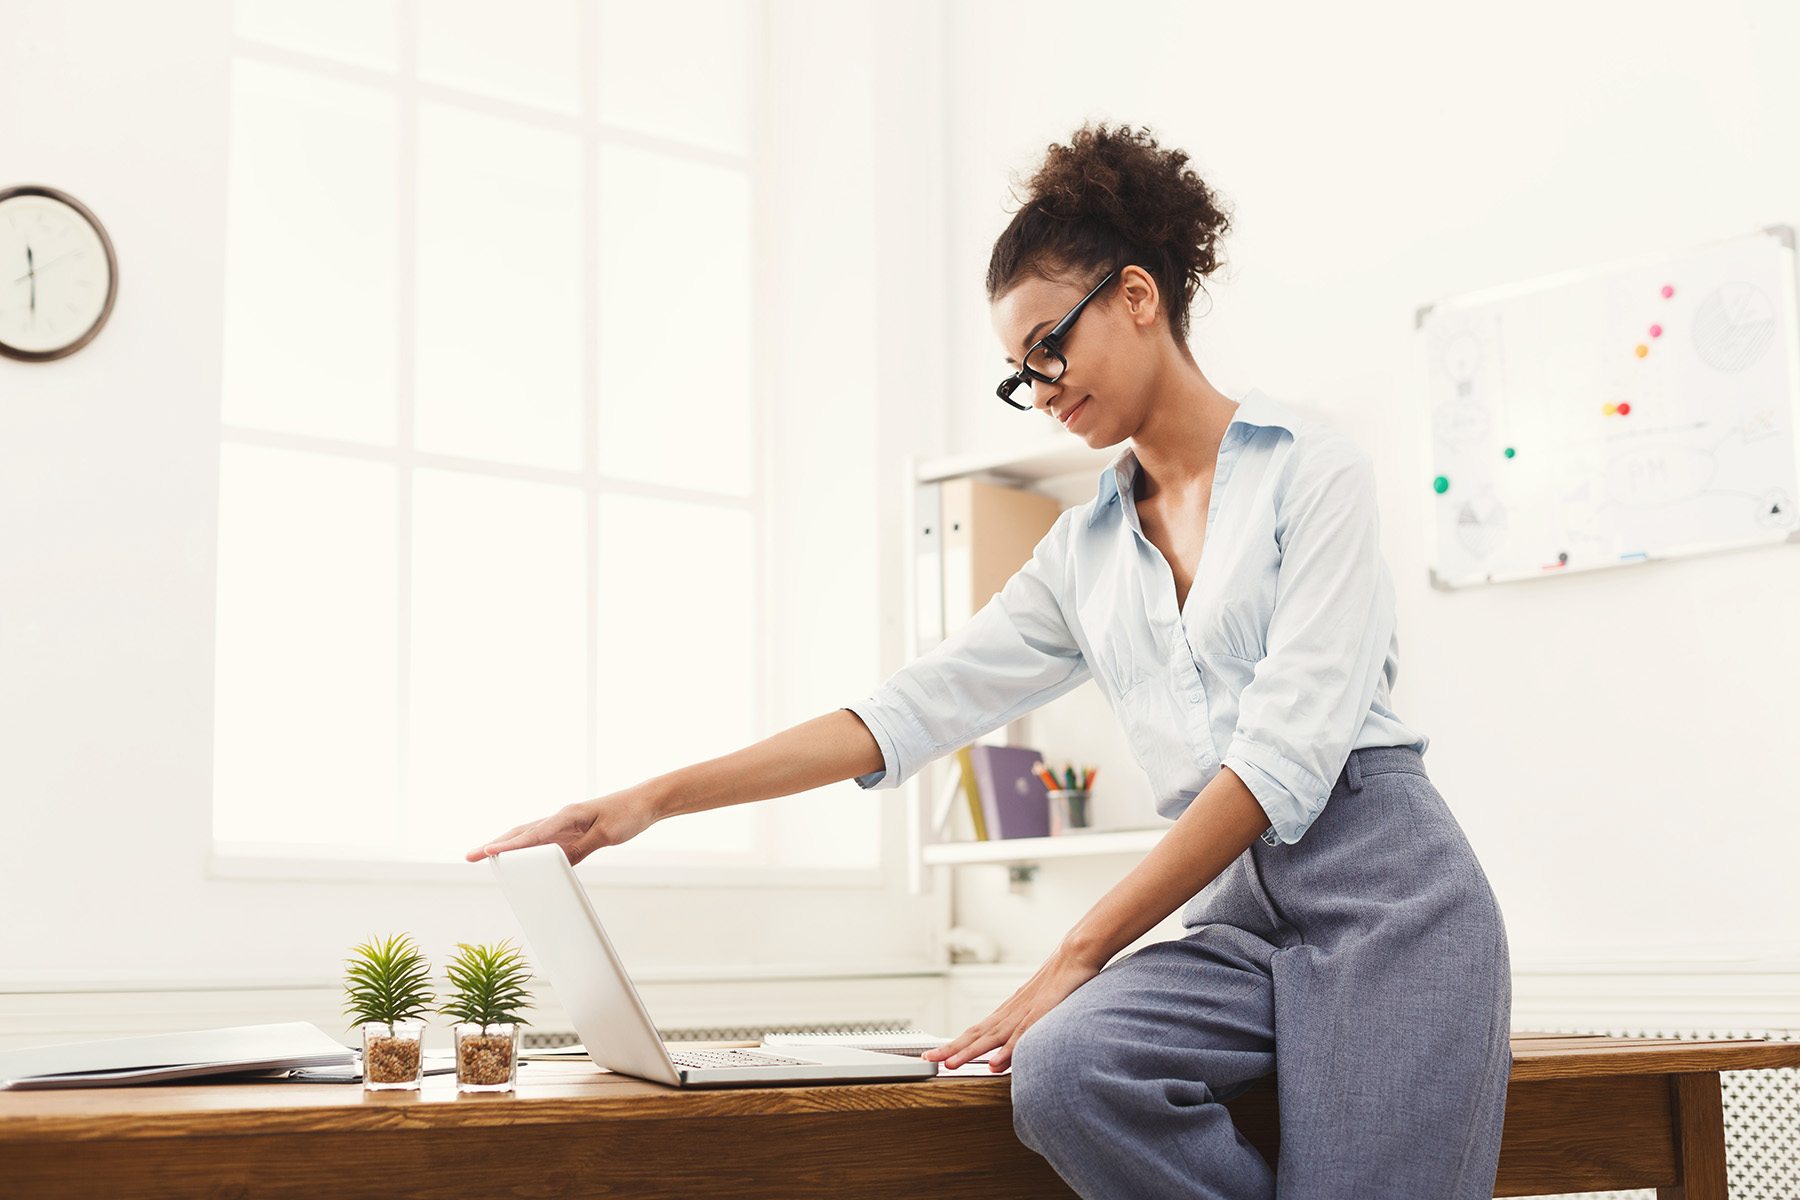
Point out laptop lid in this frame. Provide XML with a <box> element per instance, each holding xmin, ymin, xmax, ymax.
<box><xmin>488</xmin><ymin>844</ymin><xmax>681</xmax><ymax>1086</ymax></box>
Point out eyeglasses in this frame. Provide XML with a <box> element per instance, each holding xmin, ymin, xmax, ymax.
<box><xmin>996</xmin><ymin>268</ymin><xmax>1119</xmax><ymax>411</ymax></box>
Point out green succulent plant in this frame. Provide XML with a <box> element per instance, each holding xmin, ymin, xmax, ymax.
<box><xmin>341</xmin><ymin>932</ymin><xmax>436</xmax><ymax>1032</ymax></box>
<box><xmin>437</xmin><ymin>939</ymin><xmax>535</xmax><ymax>1030</ymax></box>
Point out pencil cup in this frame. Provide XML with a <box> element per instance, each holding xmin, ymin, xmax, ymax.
<box><xmin>1046</xmin><ymin>789</ymin><xmax>1092</xmax><ymax>836</ymax></box>
<box><xmin>360</xmin><ymin>1020</ymin><xmax>426</xmax><ymax>1091</ymax></box>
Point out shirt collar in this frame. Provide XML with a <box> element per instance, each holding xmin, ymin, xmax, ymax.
<box><xmin>1087</xmin><ymin>387</ymin><xmax>1294</xmax><ymax>527</ymax></box>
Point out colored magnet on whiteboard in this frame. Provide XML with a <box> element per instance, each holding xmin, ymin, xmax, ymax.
<box><xmin>1603</xmin><ymin>403</ymin><xmax>1617</xmax><ymax>415</ymax></box>
<box><xmin>1649</xmin><ymin>324</ymin><xmax>1663</xmax><ymax>337</ymax></box>
<box><xmin>1432</xmin><ymin>475</ymin><xmax>1449</xmax><ymax>494</ymax></box>
<box><xmin>1661</xmin><ymin>284</ymin><xmax>1675</xmax><ymax>298</ymax></box>
<box><xmin>1634</xmin><ymin>344</ymin><xmax>1649</xmax><ymax>358</ymax></box>
<box><xmin>1557</xmin><ymin>551</ymin><xmax>1568</xmax><ymax>564</ymax></box>
<box><xmin>1617</xmin><ymin>401</ymin><xmax>1630</xmax><ymax>415</ymax></box>
<box><xmin>1503</xmin><ymin>446</ymin><xmax>1515</xmax><ymax>458</ymax></box>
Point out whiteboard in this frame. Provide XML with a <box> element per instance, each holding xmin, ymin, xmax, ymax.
<box><xmin>1417</xmin><ymin>226</ymin><xmax>1800</xmax><ymax>589</ymax></box>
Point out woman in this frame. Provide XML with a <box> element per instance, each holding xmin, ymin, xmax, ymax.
<box><xmin>468</xmin><ymin>121</ymin><xmax>1512</xmax><ymax>1200</ymax></box>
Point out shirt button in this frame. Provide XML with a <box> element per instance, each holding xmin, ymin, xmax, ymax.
<box><xmin>1188</xmin><ymin>691</ymin><xmax>1203</xmax><ymax>704</ymax></box>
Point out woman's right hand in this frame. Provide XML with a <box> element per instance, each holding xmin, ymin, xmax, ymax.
<box><xmin>464</xmin><ymin>783</ymin><xmax>666</xmax><ymax>866</ymax></box>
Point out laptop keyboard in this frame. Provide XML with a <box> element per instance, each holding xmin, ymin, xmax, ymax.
<box><xmin>667</xmin><ymin>1047</ymin><xmax>811</xmax><ymax>1070</ymax></box>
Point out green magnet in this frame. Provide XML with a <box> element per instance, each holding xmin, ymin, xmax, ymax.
<box><xmin>1433</xmin><ymin>475</ymin><xmax>1449</xmax><ymax>494</ymax></box>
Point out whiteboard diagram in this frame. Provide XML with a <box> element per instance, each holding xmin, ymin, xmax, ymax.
<box><xmin>1416</xmin><ymin>225</ymin><xmax>1800</xmax><ymax>589</ymax></box>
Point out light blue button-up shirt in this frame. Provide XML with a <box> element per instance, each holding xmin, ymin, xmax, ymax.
<box><xmin>844</xmin><ymin>387</ymin><xmax>1428</xmax><ymax>847</ymax></box>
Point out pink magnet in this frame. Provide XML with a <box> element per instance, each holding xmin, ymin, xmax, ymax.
<box><xmin>1661</xmin><ymin>284</ymin><xmax>1675</xmax><ymax>298</ymax></box>
<box><xmin>1649</xmin><ymin>324</ymin><xmax>1662</xmax><ymax>337</ymax></box>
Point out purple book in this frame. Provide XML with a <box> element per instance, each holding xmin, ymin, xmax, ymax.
<box><xmin>967</xmin><ymin>744</ymin><xmax>1051</xmax><ymax>840</ymax></box>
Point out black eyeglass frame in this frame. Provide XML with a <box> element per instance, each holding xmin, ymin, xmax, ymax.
<box><xmin>996</xmin><ymin>267</ymin><xmax>1120</xmax><ymax>410</ymax></box>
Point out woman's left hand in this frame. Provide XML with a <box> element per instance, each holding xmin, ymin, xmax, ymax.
<box><xmin>923</xmin><ymin>946</ymin><xmax>1105</xmax><ymax>1071</ymax></box>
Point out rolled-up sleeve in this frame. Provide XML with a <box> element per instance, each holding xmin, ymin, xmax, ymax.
<box><xmin>1221</xmin><ymin>440</ymin><xmax>1394</xmax><ymax>844</ymax></box>
<box><xmin>844</xmin><ymin>508</ymin><xmax>1090</xmax><ymax>790</ymax></box>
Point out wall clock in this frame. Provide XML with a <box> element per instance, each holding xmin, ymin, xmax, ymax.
<box><xmin>0</xmin><ymin>184</ymin><xmax>119</xmax><ymax>362</ymax></box>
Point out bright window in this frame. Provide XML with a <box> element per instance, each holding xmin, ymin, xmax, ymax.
<box><xmin>212</xmin><ymin>0</ymin><xmax>841</xmax><ymax>871</ymax></box>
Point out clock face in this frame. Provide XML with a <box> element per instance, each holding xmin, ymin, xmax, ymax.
<box><xmin>0</xmin><ymin>187</ymin><xmax>117</xmax><ymax>360</ymax></box>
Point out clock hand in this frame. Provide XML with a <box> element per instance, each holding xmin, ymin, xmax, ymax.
<box><xmin>26</xmin><ymin>245</ymin><xmax>33</xmax><ymax>316</ymax></box>
<box><xmin>13</xmin><ymin>249</ymin><xmax>81</xmax><ymax>285</ymax></box>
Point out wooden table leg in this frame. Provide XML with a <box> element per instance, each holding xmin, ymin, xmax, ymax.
<box><xmin>1656</xmin><ymin>1072</ymin><xmax>1728</xmax><ymax>1200</ymax></box>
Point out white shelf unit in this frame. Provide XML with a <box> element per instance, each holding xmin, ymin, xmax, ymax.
<box><xmin>900</xmin><ymin>435</ymin><xmax>1167</xmax><ymax>890</ymax></box>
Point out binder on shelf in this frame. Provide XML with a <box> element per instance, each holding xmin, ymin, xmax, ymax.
<box><xmin>967</xmin><ymin>743</ymin><xmax>1052</xmax><ymax>840</ymax></box>
<box><xmin>952</xmin><ymin>744</ymin><xmax>987</xmax><ymax>841</ymax></box>
<box><xmin>935</xmin><ymin>477</ymin><xmax>1063</xmax><ymax>635</ymax></box>
<box><xmin>929</xmin><ymin>760</ymin><xmax>963</xmax><ymax>839</ymax></box>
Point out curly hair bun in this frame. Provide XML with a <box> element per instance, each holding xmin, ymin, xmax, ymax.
<box><xmin>988</xmin><ymin>121</ymin><xmax>1232</xmax><ymax>344</ymax></box>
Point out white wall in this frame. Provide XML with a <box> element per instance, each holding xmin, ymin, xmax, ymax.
<box><xmin>0</xmin><ymin>0</ymin><xmax>950</xmax><ymax>1018</ymax></box>
<box><xmin>8</xmin><ymin>0</ymin><xmax>1798</xmax><ymax>1043</ymax></box>
<box><xmin>931</xmin><ymin>0</ymin><xmax>1800</xmax><ymax>973</ymax></box>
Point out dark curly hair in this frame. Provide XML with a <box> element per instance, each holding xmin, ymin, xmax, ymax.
<box><xmin>986</xmin><ymin>121</ymin><xmax>1233</xmax><ymax>345</ymax></box>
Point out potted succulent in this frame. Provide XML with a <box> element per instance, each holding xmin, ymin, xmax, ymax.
<box><xmin>438</xmin><ymin>939</ymin><xmax>534</xmax><ymax>1093</ymax></box>
<box><xmin>342</xmin><ymin>932</ymin><xmax>436</xmax><ymax>1091</ymax></box>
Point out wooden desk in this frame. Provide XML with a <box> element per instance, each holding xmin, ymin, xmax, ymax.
<box><xmin>1489</xmin><ymin>1030</ymin><xmax>1800</xmax><ymax>1199</ymax></box>
<box><xmin>1183</xmin><ymin>1029</ymin><xmax>1800</xmax><ymax>1200</ymax></box>
<box><xmin>3</xmin><ymin>1032</ymin><xmax>1795</xmax><ymax>1199</ymax></box>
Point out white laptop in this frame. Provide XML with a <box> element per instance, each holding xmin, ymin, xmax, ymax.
<box><xmin>489</xmin><ymin>843</ymin><xmax>938</xmax><ymax>1088</ymax></box>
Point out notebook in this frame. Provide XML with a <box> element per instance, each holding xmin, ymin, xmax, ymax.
<box><xmin>0</xmin><ymin>1021</ymin><xmax>357</xmax><ymax>1090</ymax></box>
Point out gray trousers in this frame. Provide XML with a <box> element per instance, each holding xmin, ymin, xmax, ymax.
<box><xmin>1010</xmin><ymin>745</ymin><xmax>1512</xmax><ymax>1200</ymax></box>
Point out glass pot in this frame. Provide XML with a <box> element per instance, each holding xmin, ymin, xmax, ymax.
<box><xmin>453</xmin><ymin>1022</ymin><xmax>522</xmax><ymax>1093</ymax></box>
<box><xmin>360</xmin><ymin>1019</ymin><xmax>426</xmax><ymax>1091</ymax></box>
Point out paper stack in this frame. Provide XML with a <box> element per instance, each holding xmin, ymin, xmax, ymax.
<box><xmin>0</xmin><ymin>1021</ymin><xmax>357</xmax><ymax>1090</ymax></box>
